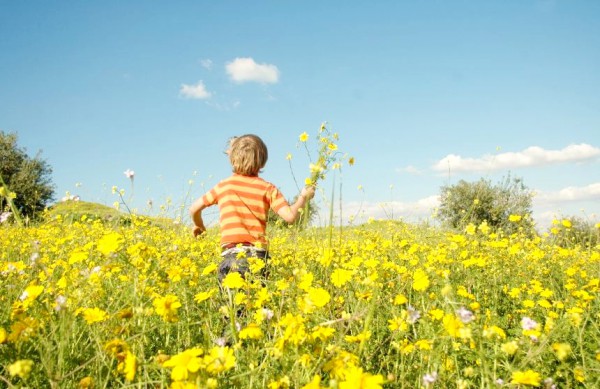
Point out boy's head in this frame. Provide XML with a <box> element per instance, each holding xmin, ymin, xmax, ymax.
<box><xmin>229</xmin><ymin>134</ymin><xmax>268</xmax><ymax>176</ymax></box>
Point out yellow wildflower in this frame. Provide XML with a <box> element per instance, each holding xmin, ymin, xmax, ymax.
<box><xmin>153</xmin><ymin>294</ymin><xmax>182</xmax><ymax>323</ymax></box>
<box><xmin>331</xmin><ymin>268</ymin><xmax>353</xmax><ymax>287</ymax></box>
<box><xmin>338</xmin><ymin>366</ymin><xmax>384</xmax><ymax>389</ymax></box>
<box><xmin>412</xmin><ymin>268</ymin><xmax>430</xmax><ymax>292</ymax></box>
<box><xmin>510</xmin><ymin>370</ymin><xmax>541</xmax><ymax>386</ymax></box>
<box><xmin>162</xmin><ymin>348</ymin><xmax>204</xmax><ymax>381</ymax></box>
<box><xmin>552</xmin><ymin>342</ymin><xmax>571</xmax><ymax>361</ymax></box>
<box><xmin>204</xmin><ymin>346</ymin><xmax>236</xmax><ymax>374</ymax></box>
<box><xmin>8</xmin><ymin>359</ymin><xmax>34</xmax><ymax>379</ymax></box>
<box><xmin>117</xmin><ymin>351</ymin><xmax>137</xmax><ymax>381</ymax></box>
<box><xmin>221</xmin><ymin>272</ymin><xmax>246</xmax><ymax>289</ymax></box>
<box><xmin>82</xmin><ymin>307</ymin><xmax>109</xmax><ymax>324</ymax></box>
<box><xmin>301</xmin><ymin>375</ymin><xmax>322</xmax><ymax>389</ymax></box>
<box><xmin>239</xmin><ymin>323</ymin><xmax>263</xmax><ymax>340</ymax></box>
<box><xmin>306</xmin><ymin>287</ymin><xmax>331</xmax><ymax>308</ymax></box>
<box><xmin>501</xmin><ymin>341</ymin><xmax>519</xmax><ymax>355</ymax></box>
<box><xmin>393</xmin><ymin>294</ymin><xmax>408</xmax><ymax>305</ymax></box>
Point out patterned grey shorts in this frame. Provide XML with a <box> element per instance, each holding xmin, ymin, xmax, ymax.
<box><xmin>217</xmin><ymin>246</ymin><xmax>269</xmax><ymax>282</ymax></box>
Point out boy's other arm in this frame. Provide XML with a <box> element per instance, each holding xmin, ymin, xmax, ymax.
<box><xmin>189</xmin><ymin>198</ymin><xmax>208</xmax><ymax>237</ymax></box>
<box><xmin>276</xmin><ymin>186</ymin><xmax>315</xmax><ymax>223</ymax></box>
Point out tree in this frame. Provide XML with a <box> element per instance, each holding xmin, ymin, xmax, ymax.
<box><xmin>0</xmin><ymin>131</ymin><xmax>55</xmax><ymax>220</ymax></box>
<box><xmin>436</xmin><ymin>175</ymin><xmax>534</xmax><ymax>235</ymax></box>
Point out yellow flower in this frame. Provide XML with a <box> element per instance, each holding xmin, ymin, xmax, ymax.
<box><xmin>561</xmin><ymin>219</ymin><xmax>572</xmax><ymax>228</ymax></box>
<box><xmin>331</xmin><ymin>268</ymin><xmax>353</xmax><ymax>287</ymax></box>
<box><xmin>8</xmin><ymin>359</ymin><xmax>34</xmax><ymax>379</ymax></box>
<box><xmin>194</xmin><ymin>289</ymin><xmax>216</xmax><ymax>303</ymax></box>
<box><xmin>239</xmin><ymin>323</ymin><xmax>263</xmax><ymax>340</ymax></box>
<box><xmin>0</xmin><ymin>327</ymin><xmax>7</xmax><ymax>344</ymax></box>
<box><xmin>202</xmin><ymin>263</ymin><xmax>217</xmax><ymax>275</ymax></box>
<box><xmin>117</xmin><ymin>351</ymin><xmax>137</xmax><ymax>381</ymax></box>
<box><xmin>509</xmin><ymin>214</ymin><xmax>522</xmax><ymax>222</ymax></box>
<box><xmin>501</xmin><ymin>341</ymin><xmax>519</xmax><ymax>355</ymax></box>
<box><xmin>443</xmin><ymin>314</ymin><xmax>464</xmax><ymax>337</ymax></box>
<box><xmin>304</xmin><ymin>177</ymin><xmax>313</xmax><ymax>186</ymax></box>
<box><xmin>348</xmin><ymin>157</ymin><xmax>355</xmax><ymax>166</ymax></box>
<box><xmin>221</xmin><ymin>272</ymin><xmax>246</xmax><ymax>289</ymax></box>
<box><xmin>393</xmin><ymin>294</ymin><xmax>408</xmax><ymax>305</ymax></box>
<box><xmin>345</xmin><ymin>331</ymin><xmax>371</xmax><ymax>344</ymax></box>
<box><xmin>388</xmin><ymin>317</ymin><xmax>408</xmax><ymax>332</ymax></box>
<box><xmin>552</xmin><ymin>343</ymin><xmax>571</xmax><ymax>361</ymax></box>
<box><xmin>299</xmin><ymin>132</ymin><xmax>309</xmax><ymax>142</ymax></box>
<box><xmin>482</xmin><ymin>325</ymin><xmax>506</xmax><ymax>340</ymax></box>
<box><xmin>97</xmin><ymin>232</ymin><xmax>123</xmax><ymax>255</ymax></box>
<box><xmin>338</xmin><ymin>366</ymin><xmax>384</xmax><ymax>389</ymax></box>
<box><xmin>311</xmin><ymin>326</ymin><xmax>335</xmax><ymax>341</ymax></box>
<box><xmin>286</xmin><ymin>153</ymin><xmax>292</xmax><ymax>160</ymax></box>
<box><xmin>162</xmin><ymin>348</ymin><xmax>204</xmax><ymax>381</ymax></box>
<box><xmin>153</xmin><ymin>294</ymin><xmax>182</xmax><ymax>323</ymax></box>
<box><xmin>328</xmin><ymin>143</ymin><xmax>338</xmax><ymax>151</ymax></box>
<box><xmin>510</xmin><ymin>370</ymin><xmax>541</xmax><ymax>386</ymax></box>
<box><xmin>301</xmin><ymin>375</ymin><xmax>322</xmax><ymax>389</ymax></box>
<box><xmin>428</xmin><ymin>309</ymin><xmax>444</xmax><ymax>321</ymax></box>
<box><xmin>412</xmin><ymin>269</ymin><xmax>430</xmax><ymax>292</ymax></box>
<box><xmin>204</xmin><ymin>346</ymin><xmax>236</xmax><ymax>374</ymax></box>
<box><xmin>79</xmin><ymin>376</ymin><xmax>94</xmax><ymax>388</ymax></box>
<box><xmin>82</xmin><ymin>307</ymin><xmax>109</xmax><ymax>324</ymax></box>
<box><xmin>306</xmin><ymin>287</ymin><xmax>331</xmax><ymax>308</ymax></box>
<box><xmin>104</xmin><ymin>339</ymin><xmax>129</xmax><ymax>359</ymax></box>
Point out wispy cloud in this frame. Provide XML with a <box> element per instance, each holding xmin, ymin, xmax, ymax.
<box><xmin>432</xmin><ymin>144</ymin><xmax>600</xmax><ymax>173</ymax></box>
<box><xmin>398</xmin><ymin>165</ymin><xmax>423</xmax><ymax>175</ymax></box>
<box><xmin>200</xmin><ymin>59</ymin><xmax>213</xmax><ymax>70</ymax></box>
<box><xmin>179</xmin><ymin>81</ymin><xmax>212</xmax><ymax>99</ymax></box>
<box><xmin>534</xmin><ymin>182</ymin><xmax>600</xmax><ymax>204</ymax></box>
<box><xmin>341</xmin><ymin>196</ymin><xmax>440</xmax><ymax>222</ymax></box>
<box><xmin>226</xmin><ymin>57</ymin><xmax>280</xmax><ymax>84</ymax></box>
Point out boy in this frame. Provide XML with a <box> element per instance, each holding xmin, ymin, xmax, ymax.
<box><xmin>190</xmin><ymin>134</ymin><xmax>315</xmax><ymax>281</ymax></box>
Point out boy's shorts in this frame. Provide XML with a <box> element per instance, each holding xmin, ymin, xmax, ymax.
<box><xmin>217</xmin><ymin>245</ymin><xmax>269</xmax><ymax>282</ymax></box>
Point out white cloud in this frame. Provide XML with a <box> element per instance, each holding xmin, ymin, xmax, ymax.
<box><xmin>398</xmin><ymin>165</ymin><xmax>422</xmax><ymax>175</ymax></box>
<box><xmin>226</xmin><ymin>57</ymin><xmax>280</xmax><ymax>84</ymax></box>
<box><xmin>432</xmin><ymin>144</ymin><xmax>600</xmax><ymax>173</ymax></box>
<box><xmin>200</xmin><ymin>59</ymin><xmax>213</xmax><ymax>70</ymax></box>
<box><xmin>340</xmin><ymin>196</ymin><xmax>440</xmax><ymax>223</ymax></box>
<box><xmin>180</xmin><ymin>81</ymin><xmax>212</xmax><ymax>99</ymax></box>
<box><xmin>534</xmin><ymin>182</ymin><xmax>600</xmax><ymax>204</ymax></box>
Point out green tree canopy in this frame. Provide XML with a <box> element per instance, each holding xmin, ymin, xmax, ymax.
<box><xmin>436</xmin><ymin>176</ymin><xmax>534</xmax><ymax>235</ymax></box>
<box><xmin>1</xmin><ymin>131</ymin><xmax>55</xmax><ymax>220</ymax></box>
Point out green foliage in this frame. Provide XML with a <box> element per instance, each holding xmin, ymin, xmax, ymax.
<box><xmin>46</xmin><ymin>199</ymin><xmax>179</xmax><ymax>230</ymax></box>
<box><xmin>267</xmin><ymin>197</ymin><xmax>319</xmax><ymax>230</ymax></box>
<box><xmin>437</xmin><ymin>175</ymin><xmax>534</xmax><ymax>235</ymax></box>
<box><xmin>548</xmin><ymin>216</ymin><xmax>600</xmax><ymax>248</ymax></box>
<box><xmin>0</xmin><ymin>131</ymin><xmax>55</xmax><ymax>220</ymax></box>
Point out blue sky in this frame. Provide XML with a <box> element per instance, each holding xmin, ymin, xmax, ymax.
<box><xmin>1</xmin><ymin>1</ymin><xmax>599</xmax><ymax>229</ymax></box>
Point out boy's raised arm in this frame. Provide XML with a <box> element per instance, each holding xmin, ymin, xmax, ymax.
<box><xmin>277</xmin><ymin>186</ymin><xmax>315</xmax><ymax>224</ymax></box>
<box><xmin>189</xmin><ymin>198</ymin><xmax>207</xmax><ymax>237</ymax></box>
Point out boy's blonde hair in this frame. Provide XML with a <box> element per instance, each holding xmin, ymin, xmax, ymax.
<box><xmin>229</xmin><ymin>134</ymin><xmax>268</xmax><ymax>176</ymax></box>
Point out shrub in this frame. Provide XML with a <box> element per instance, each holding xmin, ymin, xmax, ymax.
<box><xmin>437</xmin><ymin>175</ymin><xmax>534</xmax><ymax>235</ymax></box>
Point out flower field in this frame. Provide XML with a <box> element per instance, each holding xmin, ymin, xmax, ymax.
<box><xmin>1</xmin><ymin>215</ymin><xmax>599</xmax><ymax>388</ymax></box>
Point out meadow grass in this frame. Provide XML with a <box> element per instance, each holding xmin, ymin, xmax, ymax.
<box><xmin>1</xmin><ymin>214</ymin><xmax>599</xmax><ymax>388</ymax></box>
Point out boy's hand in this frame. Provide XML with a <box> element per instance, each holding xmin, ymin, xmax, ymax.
<box><xmin>193</xmin><ymin>225</ymin><xmax>206</xmax><ymax>237</ymax></box>
<box><xmin>301</xmin><ymin>185</ymin><xmax>316</xmax><ymax>200</ymax></box>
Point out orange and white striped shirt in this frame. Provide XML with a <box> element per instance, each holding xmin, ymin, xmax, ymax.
<box><xmin>200</xmin><ymin>174</ymin><xmax>289</xmax><ymax>248</ymax></box>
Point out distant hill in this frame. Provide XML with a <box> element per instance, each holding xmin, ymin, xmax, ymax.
<box><xmin>46</xmin><ymin>200</ymin><xmax>178</xmax><ymax>228</ymax></box>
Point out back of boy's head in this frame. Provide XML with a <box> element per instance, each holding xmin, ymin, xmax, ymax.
<box><xmin>229</xmin><ymin>134</ymin><xmax>268</xmax><ymax>176</ymax></box>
